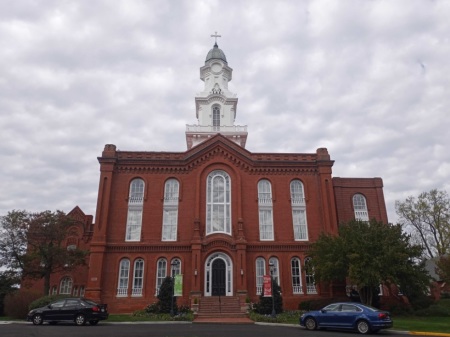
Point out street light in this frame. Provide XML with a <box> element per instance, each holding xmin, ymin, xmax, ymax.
<box><xmin>269</xmin><ymin>261</ymin><xmax>276</xmax><ymax>318</ymax></box>
<box><xmin>170</xmin><ymin>260</ymin><xmax>179</xmax><ymax>317</ymax></box>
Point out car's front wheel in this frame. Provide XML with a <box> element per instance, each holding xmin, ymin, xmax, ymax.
<box><xmin>75</xmin><ymin>314</ymin><xmax>86</xmax><ymax>326</ymax></box>
<box><xmin>32</xmin><ymin>314</ymin><xmax>43</xmax><ymax>325</ymax></box>
<box><xmin>304</xmin><ymin>317</ymin><xmax>317</xmax><ymax>330</ymax></box>
<box><xmin>356</xmin><ymin>319</ymin><xmax>370</xmax><ymax>334</ymax></box>
<box><xmin>89</xmin><ymin>320</ymin><xmax>99</xmax><ymax>325</ymax></box>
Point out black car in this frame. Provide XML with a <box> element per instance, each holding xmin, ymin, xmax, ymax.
<box><xmin>27</xmin><ymin>298</ymin><xmax>108</xmax><ymax>326</ymax></box>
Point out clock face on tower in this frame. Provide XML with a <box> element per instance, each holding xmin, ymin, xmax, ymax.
<box><xmin>211</xmin><ymin>62</ymin><xmax>222</xmax><ymax>74</ymax></box>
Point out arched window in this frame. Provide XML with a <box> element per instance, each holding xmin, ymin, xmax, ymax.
<box><xmin>291</xmin><ymin>257</ymin><xmax>303</xmax><ymax>294</ymax></box>
<box><xmin>117</xmin><ymin>259</ymin><xmax>130</xmax><ymax>297</ymax></box>
<box><xmin>171</xmin><ymin>258</ymin><xmax>181</xmax><ymax>277</ymax></box>
<box><xmin>212</xmin><ymin>106</ymin><xmax>220</xmax><ymax>131</ymax></box>
<box><xmin>79</xmin><ymin>286</ymin><xmax>85</xmax><ymax>297</ymax></box>
<box><xmin>258</xmin><ymin>179</ymin><xmax>274</xmax><ymax>240</ymax></box>
<box><xmin>156</xmin><ymin>258</ymin><xmax>167</xmax><ymax>295</ymax></box>
<box><xmin>59</xmin><ymin>277</ymin><xmax>73</xmax><ymax>295</ymax></box>
<box><xmin>255</xmin><ymin>257</ymin><xmax>265</xmax><ymax>295</ymax></box>
<box><xmin>206</xmin><ymin>170</ymin><xmax>231</xmax><ymax>235</ymax></box>
<box><xmin>126</xmin><ymin>179</ymin><xmax>145</xmax><ymax>241</ymax></box>
<box><xmin>353</xmin><ymin>194</ymin><xmax>369</xmax><ymax>221</ymax></box>
<box><xmin>132</xmin><ymin>259</ymin><xmax>144</xmax><ymax>297</ymax></box>
<box><xmin>305</xmin><ymin>257</ymin><xmax>317</xmax><ymax>294</ymax></box>
<box><xmin>269</xmin><ymin>257</ymin><xmax>280</xmax><ymax>285</ymax></box>
<box><xmin>290</xmin><ymin>180</ymin><xmax>308</xmax><ymax>240</ymax></box>
<box><xmin>162</xmin><ymin>179</ymin><xmax>179</xmax><ymax>241</ymax></box>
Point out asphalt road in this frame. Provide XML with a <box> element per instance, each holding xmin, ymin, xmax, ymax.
<box><xmin>0</xmin><ymin>322</ymin><xmax>434</xmax><ymax>337</ymax></box>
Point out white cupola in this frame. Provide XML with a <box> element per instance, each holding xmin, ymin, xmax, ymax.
<box><xmin>186</xmin><ymin>34</ymin><xmax>248</xmax><ymax>149</ymax></box>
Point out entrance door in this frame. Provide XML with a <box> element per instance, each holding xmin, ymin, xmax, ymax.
<box><xmin>211</xmin><ymin>259</ymin><xmax>226</xmax><ymax>296</ymax></box>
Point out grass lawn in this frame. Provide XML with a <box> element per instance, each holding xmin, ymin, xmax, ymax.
<box><xmin>392</xmin><ymin>316</ymin><xmax>450</xmax><ymax>333</ymax></box>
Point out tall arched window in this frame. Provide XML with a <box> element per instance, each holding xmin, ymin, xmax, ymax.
<box><xmin>206</xmin><ymin>170</ymin><xmax>231</xmax><ymax>235</ymax></box>
<box><xmin>291</xmin><ymin>257</ymin><xmax>303</xmax><ymax>294</ymax></box>
<box><xmin>79</xmin><ymin>286</ymin><xmax>85</xmax><ymax>297</ymax></box>
<box><xmin>305</xmin><ymin>257</ymin><xmax>317</xmax><ymax>294</ymax></box>
<box><xmin>162</xmin><ymin>179</ymin><xmax>179</xmax><ymax>241</ymax></box>
<box><xmin>258</xmin><ymin>179</ymin><xmax>274</xmax><ymax>240</ymax></box>
<box><xmin>171</xmin><ymin>258</ymin><xmax>181</xmax><ymax>276</ymax></box>
<box><xmin>269</xmin><ymin>257</ymin><xmax>280</xmax><ymax>285</ymax></box>
<box><xmin>255</xmin><ymin>257</ymin><xmax>266</xmax><ymax>295</ymax></box>
<box><xmin>125</xmin><ymin>178</ymin><xmax>145</xmax><ymax>241</ymax></box>
<box><xmin>212</xmin><ymin>106</ymin><xmax>220</xmax><ymax>131</ymax></box>
<box><xmin>155</xmin><ymin>258</ymin><xmax>167</xmax><ymax>295</ymax></box>
<box><xmin>132</xmin><ymin>259</ymin><xmax>144</xmax><ymax>297</ymax></box>
<box><xmin>290</xmin><ymin>180</ymin><xmax>308</xmax><ymax>240</ymax></box>
<box><xmin>353</xmin><ymin>194</ymin><xmax>369</xmax><ymax>221</ymax></box>
<box><xmin>59</xmin><ymin>277</ymin><xmax>72</xmax><ymax>295</ymax></box>
<box><xmin>117</xmin><ymin>259</ymin><xmax>130</xmax><ymax>296</ymax></box>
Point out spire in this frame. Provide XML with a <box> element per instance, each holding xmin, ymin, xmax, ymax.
<box><xmin>186</xmin><ymin>37</ymin><xmax>247</xmax><ymax>149</ymax></box>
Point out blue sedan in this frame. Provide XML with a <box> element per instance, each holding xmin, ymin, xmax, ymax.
<box><xmin>299</xmin><ymin>302</ymin><xmax>393</xmax><ymax>334</ymax></box>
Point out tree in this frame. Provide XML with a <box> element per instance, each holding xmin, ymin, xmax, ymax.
<box><xmin>310</xmin><ymin>219</ymin><xmax>429</xmax><ymax>306</ymax></box>
<box><xmin>0</xmin><ymin>210</ymin><xmax>88</xmax><ymax>295</ymax></box>
<box><xmin>436</xmin><ymin>255</ymin><xmax>450</xmax><ymax>284</ymax></box>
<box><xmin>396</xmin><ymin>189</ymin><xmax>450</xmax><ymax>259</ymax></box>
<box><xmin>157</xmin><ymin>276</ymin><xmax>177</xmax><ymax>314</ymax></box>
<box><xmin>0</xmin><ymin>270</ymin><xmax>20</xmax><ymax>316</ymax></box>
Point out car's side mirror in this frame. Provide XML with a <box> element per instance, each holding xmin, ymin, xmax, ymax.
<box><xmin>47</xmin><ymin>304</ymin><xmax>52</xmax><ymax>309</ymax></box>
<box><xmin>321</xmin><ymin>309</ymin><xmax>326</xmax><ymax>313</ymax></box>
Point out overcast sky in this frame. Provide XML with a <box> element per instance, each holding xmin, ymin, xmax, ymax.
<box><xmin>1</xmin><ymin>0</ymin><xmax>449</xmax><ymax>224</ymax></box>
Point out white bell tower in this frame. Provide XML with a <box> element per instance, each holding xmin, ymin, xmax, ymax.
<box><xmin>186</xmin><ymin>33</ymin><xmax>248</xmax><ymax>149</ymax></box>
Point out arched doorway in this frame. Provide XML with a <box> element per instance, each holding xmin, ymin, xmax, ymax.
<box><xmin>204</xmin><ymin>252</ymin><xmax>233</xmax><ymax>296</ymax></box>
<box><xmin>211</xmin><ymin>259</ymin><xmax>226</xmax><ymax>296</ymax></box>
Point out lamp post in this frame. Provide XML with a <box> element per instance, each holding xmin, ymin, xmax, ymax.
<box><xmin>269</xmin><ymin>261</ymin><xmax>276</xmax><ymax>318</ymax></box>
<box><xmin>170</xmin><ymin>260</ymin><xmax>179</xmax><ymax>317</ymax></box>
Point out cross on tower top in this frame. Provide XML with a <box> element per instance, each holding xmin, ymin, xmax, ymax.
<box><xmin>211</xmin><ymin>31</ymin><xmax>221</xmax><ymax>44</ymax></box>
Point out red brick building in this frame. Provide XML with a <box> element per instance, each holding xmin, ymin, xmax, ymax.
<box><xmin>38</xmin><ymin>42</ymin><xmax>389</xmax><ymax>313</ymax></box>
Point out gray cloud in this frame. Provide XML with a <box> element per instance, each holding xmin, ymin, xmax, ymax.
<box><xmin>1</xmin><ymin>0</ymin><xmax>449</xmax><ymax>224</ymax></box>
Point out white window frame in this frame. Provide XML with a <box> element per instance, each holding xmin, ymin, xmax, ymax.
<box><xmin>155</xmin><ymin>258</ymin><xmax>167</xmax><ymax>295</ymax></box>
<box><xmin>212</xmin><ymin>105</ymin><xmax>220</xmax><ymax>131</ymax></box>
<box><xmin>59</xmin><ymin>277</ymin><xmax>73</xmax><ymax>295</ymax></box>
<box><xmin>206</xmin><ymin>170</ymin><xmax>231</xmax><ymax>235</ymax></box>
<box><xmin>256</xmin><ymin>257</ymin><xmax>265</xmax><ymax>295</ymax></box>
<box><xmin>353</xmin><ymin>193</ymin><xmax>369</xmax><ymax>221</ymax></box>
<box><xmin>171</xmin><ymin>258</ymin><xmax>181</xmax><ymax>277</ymax></box>
<box><xmin>290</xmin><ymin>180</ymin><xmax>308</xmax><ymax>240</ymax></box>
<box><xmin>258</xmin><ymin>179</ymin><xmax>274</xmax><ymax>241</ymax></box>
<box><xmin>269</xmin><ymin>257</ymin><xmax>280</xmax><ymax>285</ymax></box>
<box><xmin>291</xmin><ymin>257</ymin><xmax>303</xmax><ymax>294</ymax></box>
<box><xmin>132</xmin><ymin>259</ymin><xmax>144</xmax><ymax>297</ymax></box>
<box><xmin>162</xmin><ymin>179</ymin><xmax>179</xmax><ymax>241</ymax></box>
<box><xmin>125</xmin><ymin>179</ymin><xmax>145</xmax><ymax>241</ymax></box>
<box><xmin>117</xmin><ymin>259</ymin><xmax>130</xmax><ymax>297</ymax></box>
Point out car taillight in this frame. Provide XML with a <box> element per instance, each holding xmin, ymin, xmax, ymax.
<box><xmin>378</xmin><ymin>313</ymin><xmax>388</xmax><ymax>319</ymax></box>
<box><xmin>92</xmin><ymin>306</ymin><xmax>100</xmax><ymax>312</ymax></box>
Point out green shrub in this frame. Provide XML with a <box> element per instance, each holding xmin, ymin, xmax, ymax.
<box><xmin>441</xmin><ymin>292</ymin><xmax>450</xmax><ymax>299</ymax></box>
<box><xmin>145</xmin><ymin>302</ymin><xmax>160</xmax><ymax>314</ymax></box>
<box><xmin>156</xmin><ymin>277</ymin><xmax>177</xmax><ymax>314</ymax></box>
<box><xmin>254</xmin><ymin>281</ymin><xmax>283</xmax><ymax>315</ymax></box>
<box><xmin>408</xmin><ymin>294</ymin><xmax>434</xmax><ymax>311</ymax></box>
<box><xmin>29</xmin><ymin>294</ymin><xmax>71</xmax><ymax>310</ymax></box>
<box><xmin>415</xmin><ymin>304</ymin><xmax>450</xmax><ymax>317</ymax></box>
<box><xmin>4</xmin><ymin>290</ymin><xmax>41</xmax><ymax>319</ymax></box>
<box><xmin>385</xmin><ymin>303</ymin><xmax>414</xmax><ymax>316</ymax></box>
